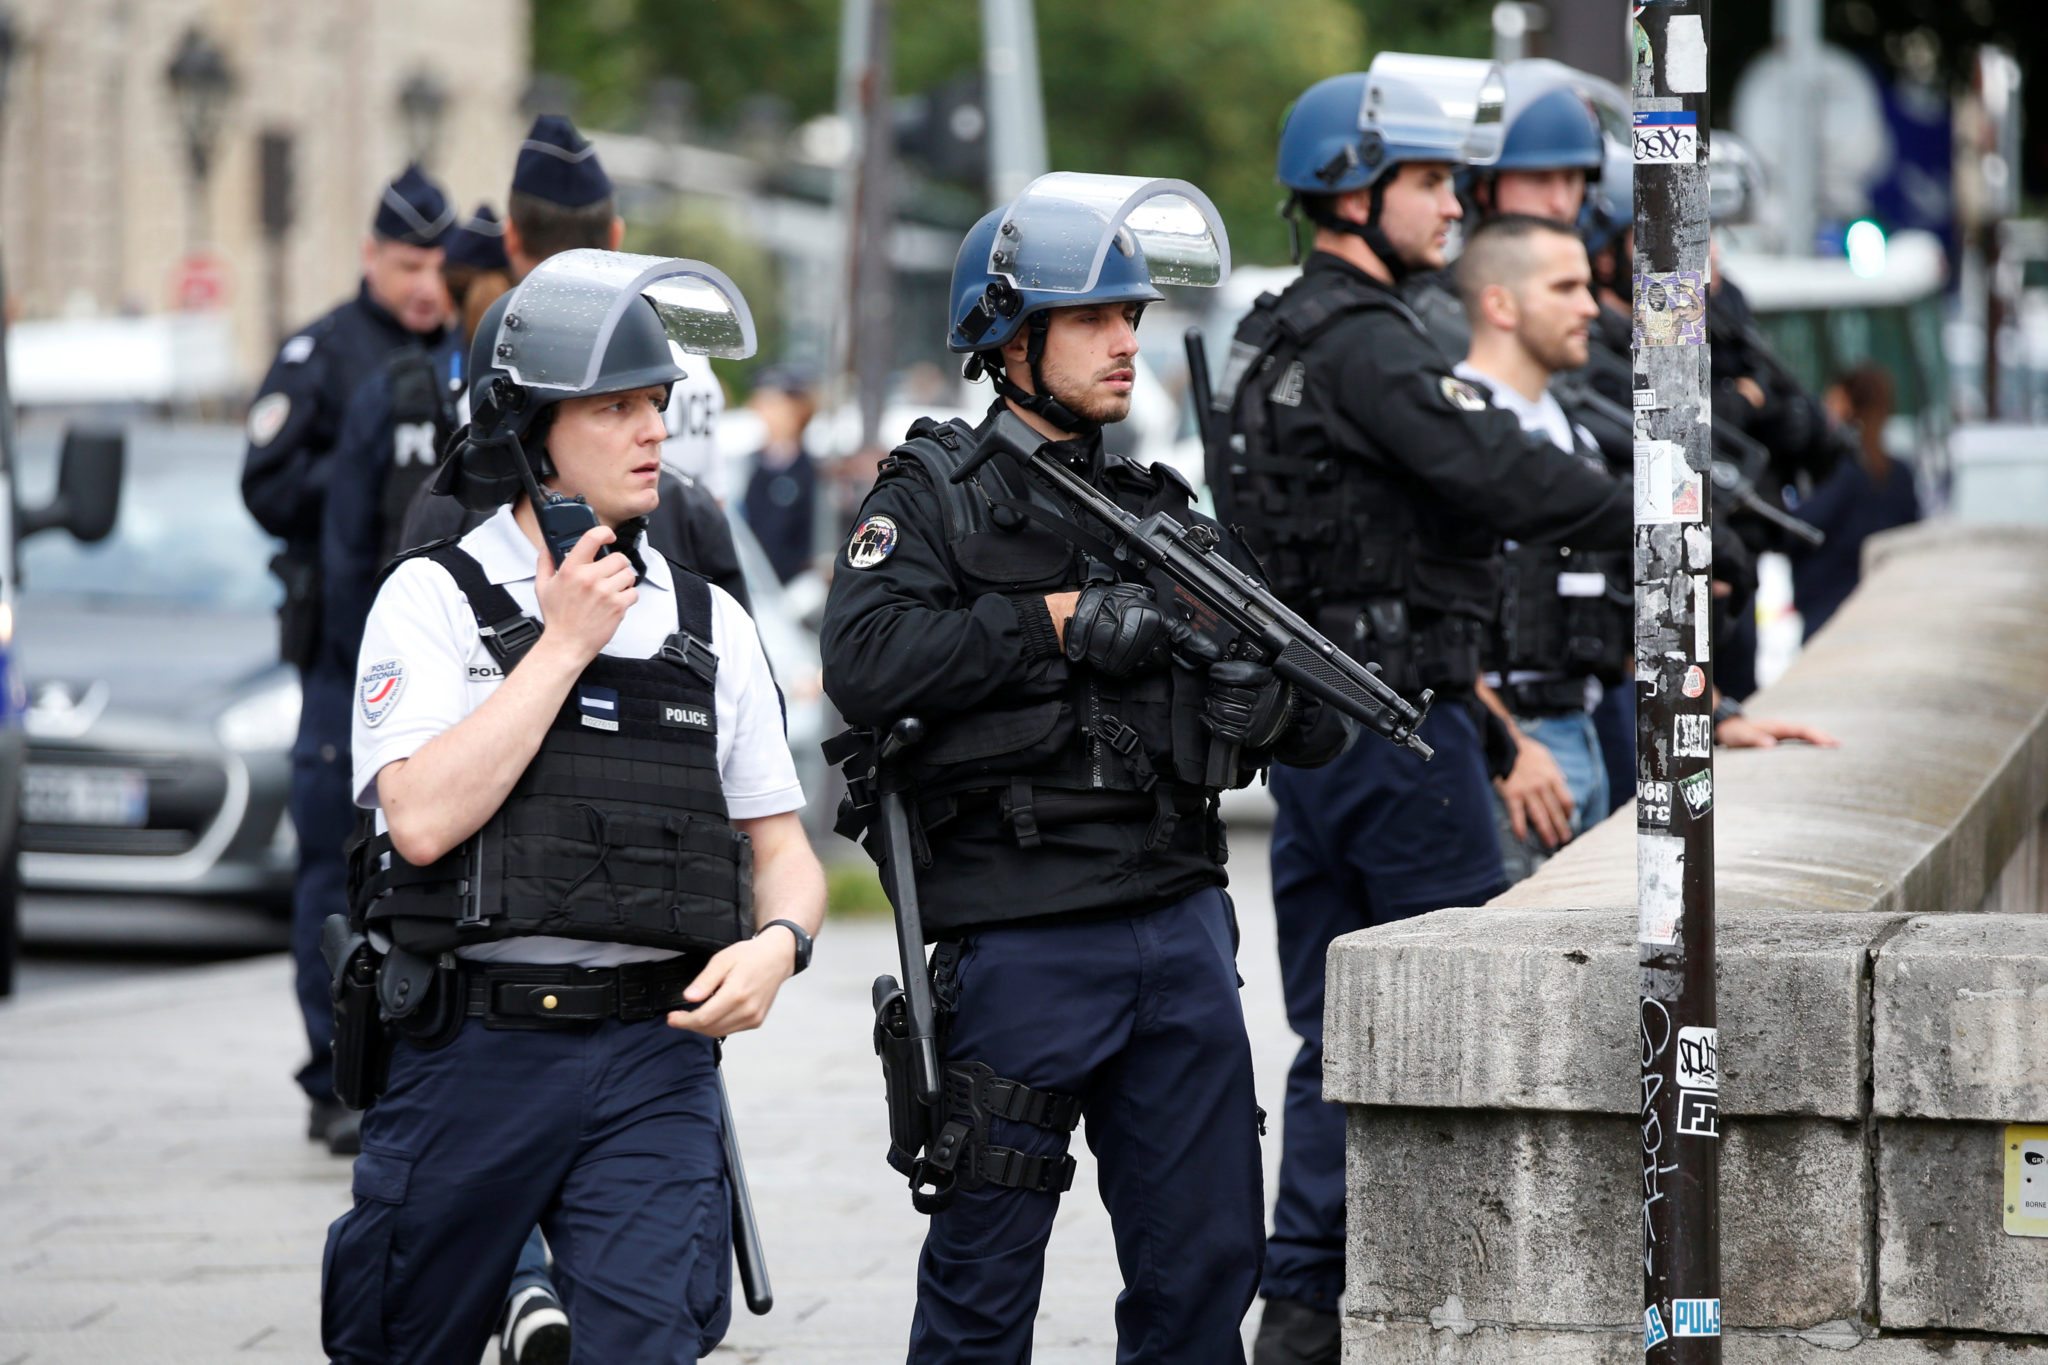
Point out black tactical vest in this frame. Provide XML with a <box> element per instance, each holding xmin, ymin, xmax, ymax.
<box><xmin>377</xmin><ymin>346</ymin><xmax>460</xmax><ymax>567</ymax></box>
<box><xmin>348</xmin><ymin>544</ymin><xmax>750</xmax><ymax>957</ymax></box>
<box><xmin>1210</xmin><ymin>273</ymin><xmax>1500</xmax><ymax>697</ymax></box>
<box><xmin>887</xmin><ymin>417</ymin><xmax>1221</xmax><ymax>853</ymax></box>
<box><xmin>1494</xmin><ymin>427</ymin><xmax>1633</xmax><ymax>705</ymax></box>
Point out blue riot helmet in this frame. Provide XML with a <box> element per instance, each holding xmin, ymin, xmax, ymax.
<box><xmin>1580</xmin><ymin>137</ymin><xmax>1634</xmax><ymax>298</ymax></box>
<box><xmin>1275</xmin><ymin>54</ymin><xmax>1506</xmax><ymax>269</ymax></box>
<box><xmin>1493</xmin><ymin>85</ymin><xmax>1604</xmax><ymax>177</ymax></box>
<box><xmin>948</xmin><ymin>172</ymin><xmax>1230</xmax><ymax>433</ymax></box>
<box><xmin>438</xmin><ymin>249</ymin><xmax>756</xmax><ymax>510</ymax></box>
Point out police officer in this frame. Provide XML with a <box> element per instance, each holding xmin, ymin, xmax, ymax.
<box><xmin>1453</xmin><ymin>213</ymin><xmax>1631</xmax><ymax>878</ymax></box>
<box><xmin>1209</xmin><ymin>58</ymin><xmax>1634</xmax><ymax>1363</ymax></box>
<box><xmin>247</xmin><ymin>164</ymin><xmax>455</xmax><ymax>1151</ymax></box>
<box><xmin>320</xmin><ymin>250</ymin><xmax>825</xmax><ymax>1365</ymax></box>
<box><xmin>822</xmin><ymin>173</ymin><xmax>1354</xmax><ymax>1364</ymax></box>
<box><xmin>394</xmin><ymin>117</ymin><xmax>749</xmax><ymax>608</ymax></box>
<box><xmin>1405</xmin><ymin>66</ymin><xmax>1608</xmax><ymax>362</ymax></box>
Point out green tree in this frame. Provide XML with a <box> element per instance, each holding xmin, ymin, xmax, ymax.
<box><xmin>533</xmin><ymin>0</ymin><xmax>1368</xmax><ymax>263</ymax></box>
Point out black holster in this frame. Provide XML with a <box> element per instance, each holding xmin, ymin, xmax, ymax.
<box><xmin>322</xmin><ymin>913</ymin><xmax>392</xmax><ymax>1112</ymax></box>
<box><xmin>270</xmin><ymin>551</ymin><xmax>322</xmax><ymax>671</ymax></box>
<box><xmin>873</xmin><ymin>977</ymin><xmax>950</xmax><ymax>1212</ymax></box>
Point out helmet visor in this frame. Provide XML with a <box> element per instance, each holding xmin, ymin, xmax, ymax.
<box><xmin>985</xmin><ymin>172</ymin><xmax>1231</xmax><ymax>294</ymax></box>
<box><xmin>491</xmin><ymin>249</ymin><xmax>758</xmax><ymax>392</ymax></box>
<box><xmin>1361</xmin><ymin>54</ymin><xmax>1508</xmax><ymax>167</ymax></box>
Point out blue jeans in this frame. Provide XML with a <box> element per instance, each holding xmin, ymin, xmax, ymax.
<box><xmin>1494</xmin><ymin>710</ymin><xmax>1611</xmax><ymax>884</ymax></box>
<box><xmin>909</xmin><ymin>888</ymin><xmax>1265</xmax><ymax>1365</ymax></box>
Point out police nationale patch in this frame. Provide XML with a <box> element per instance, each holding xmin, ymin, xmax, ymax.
<box><xmin>846</xmin><ymin>515</ymin><xmax>899</xmax><ymax>569</ymax></box>
<box><xmin>358</xmin><ymin>658</ymin><xmax>406</xmax><ymax>728</ymax></box>
<box><xmin>578</xmin><ymin>685</ymin><xmax>620</xmax><ymax>731</ymax></box>
<box><xmin>247</xmin><ymin>392</ymin><xmax>292</xmax><ymax>447</ymax></box>
<box><xmin>1439</xmin><ymin>375</ymin><xmax>1488</xmax><ymax>412</ymax></box>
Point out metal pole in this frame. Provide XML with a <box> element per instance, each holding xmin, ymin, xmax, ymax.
<box><xmin>981</xmin><ymin>0</ymin><xmax>1047</xmax><ymax>206</ymax></box>
<box><xmin>1773</xmin><ymin>0</ymin><xmax>1819</xmax><ymax>254</ymax></box>
<box><xmin>847</xmin><ymin>0</ymin><xmax>894</xmax><ymax>456</ymax></box>
<box><xmin>1631</xmin><ymin>1</ymin><xmax>1720</xmax><ymax>1360</ymax></box>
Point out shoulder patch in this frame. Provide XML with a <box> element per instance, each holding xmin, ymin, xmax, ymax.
<box><xmin>846</xmin><ymin>515</ymin><xmax>899</xmax><ymax>569</ymax></box>
<box><xmin>358</xmin><ymin>658</ymin><xmax>406</xmax><ymax>727</ymax></box>
<box><xmin>1439</xmin><ymin>375</ymin><xmax>1489</xmax><ymax>413</ymax></box>
<box><xmin>281</xmin><ymin>335</ymin><xmax>316</xmax><ymax>365</ymax></box>
<box><xmin>247</xmin><ymin>392</ymin><xmax>292</xmax><ymax>447</ymax></box>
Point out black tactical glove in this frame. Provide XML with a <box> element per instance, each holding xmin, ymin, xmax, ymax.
<box><xmin>1203</xmin><ymin>659</ymin><xmax>1297</xmax><ymax>749</ymax></box>
<box><xmin>1064</xmin><ymin>582</ymin><xmax>1171</xmax><ymax>677</ymax></box>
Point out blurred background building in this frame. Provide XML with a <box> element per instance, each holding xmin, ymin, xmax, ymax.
<box><xmin>0</xmin><ymin>0</ymin><xmax>527</xmax><ymax>401</ymax></box>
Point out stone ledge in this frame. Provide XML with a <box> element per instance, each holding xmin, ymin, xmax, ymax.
<box><xmin>1877</xmin><ymin>1120</ymin><xmax>2048</xmax><ymax>1335</ymax></box>
<box><xmin>1873</xmin><ymin>916</ymin><xmax>2048</xmax><ymax>1122</ymax></box>
<box><xmin>1344</xmin><ymin>1109</ymin><xmax>1867</xmax><ymax>1330</ymax></box>
<box><xmin>1342</xmin><ymin>1317</ymin><xmax>2048</xmax><ymax>1363</ymax></box>
<box><xmin>1326</xmin><ymin>909</ymin><xmax>1898</xmax><ymax>1118</ymax></box>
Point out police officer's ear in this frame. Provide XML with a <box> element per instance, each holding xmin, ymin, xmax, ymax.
<box><xmin>1480</xmin><ymin>282</ymin><xmax>1520</xmax><ymax>333</ymax></box>
<box><xmin>607</xmin><ymin>217</ymin><xmax>625</xmax><ymax>251</ymax></box>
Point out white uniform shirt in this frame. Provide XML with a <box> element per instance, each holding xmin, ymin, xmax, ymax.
<box><xmin>662</xmin><ymin>367</ymin><xmax>727</xmax><ymax>500</ymax></box>
<box><xmin>351</xmin><ymin>503</ymin><xmax>802</xmax><ymax>967</ymax></box>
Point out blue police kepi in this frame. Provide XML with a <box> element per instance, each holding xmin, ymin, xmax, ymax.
<box><xmin>240</xmin><ymin>164</ymin><xmax>455</xmax><ymax>1151</ymax></box>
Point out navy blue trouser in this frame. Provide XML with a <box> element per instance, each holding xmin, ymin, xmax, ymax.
<box><xmin>321</xmin><ymin>1017</ymin><xmax>730</xmax><ymax>1364</ymax></box>
<box><xmin>909</xmin><ymin>887</ymin><xmax>1264</xmax><ymax>1365</ymax></box>
<box><xmin>1261</xmin><ymin>703</ymin><xmax>1507</xmax><ymax>1310</ymax></box>
<box><xmin>290</xmin><ymin>747</ymin><xmax>355</xmax><ymax>1103</ymax></box>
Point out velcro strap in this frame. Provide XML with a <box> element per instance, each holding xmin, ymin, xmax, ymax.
<box><xmin>976</xmin><ymin>1145</ymin><xmax>1076</xmax><ymax>1196</ymax></box>
<box><xmin>978</xmin><ymin>1075</ymin><xmax>1082</xmax><ymax>1133</ymax></box>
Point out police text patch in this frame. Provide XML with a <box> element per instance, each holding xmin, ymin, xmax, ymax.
<box><xmin>358</xmin><ymin>658</ymin><xmax>406</xmax><ymax>727</ymax></box>
<box><xmin>247</xmin><ymin>392</ymin><xmax>292</xmax><ymax>447</ymax></box>
<box><xmin>847</xmin><ymin>516</ymin><xmax>898</xmax><ymax>569</ymax></box>
<box><xmin>578</xmin><ymin>685</ymin><xmax>620</xmax><ymax>731</ymax></box>
<box><xmin>660</xmin><ymin>702</ymin><xmax>713</xmax><ymax>732</ymax></box>
<box><xmin>1439</xmin><ymin>376</ymin><xmax>1488</xmax><ymax>412</ymax></box>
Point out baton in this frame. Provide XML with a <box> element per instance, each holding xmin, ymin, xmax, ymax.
<box><xmin>875</xmin><ymin>718</ymin><xmax>942</xmax><ymax>1105</ymax></box>
<box><xmin>718</xmin><ymin>1069</ymin><xmax>773</xmax><ymax>1315</ymax></box>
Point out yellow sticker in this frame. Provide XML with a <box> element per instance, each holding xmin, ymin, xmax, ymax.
<box><xmin>2004</xmin><ymin>1124</ymin><xmax>2048</xmax><ymax>1237</ymax></box>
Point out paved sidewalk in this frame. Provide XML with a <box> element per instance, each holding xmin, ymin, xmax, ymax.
<box><xmin>0</xmin><ymin>834</ymin><xmax>1296</xmax><ymax>1364</ymax></box>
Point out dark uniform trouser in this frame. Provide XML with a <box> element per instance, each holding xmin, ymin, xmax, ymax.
<box><xmin>321</xmin><ymin>1016</ymin><xmax>730</xmax><ymax>1364</ymax></box>
<box><xmin>1261</xmin><ymin>703</ymin><xmax>1508</xmax><ymax>1310</ymax></box>
<box><xmin>290</xmin><ymin>744</ymin><xmax>355</xmax><ymax>1102</ymax></box>
<box><xmin>910</xmin><ymin>887</ymin><xmax>1263</xmax><ymax>1365</ymax></box>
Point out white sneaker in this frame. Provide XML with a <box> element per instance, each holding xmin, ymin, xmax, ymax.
<box><xmin>499</xmin><ymin>1283</ymin><xmax>571</xmax><ymax>1365</ymax></box>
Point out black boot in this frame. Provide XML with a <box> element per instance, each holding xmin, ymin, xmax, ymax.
<box><xmin>1252</xmin><ymin>1296</ymin><xmax>1341</xmax><ymax>1365</ymax></box>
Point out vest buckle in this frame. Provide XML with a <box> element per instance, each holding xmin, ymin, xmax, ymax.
<box><xmin>660</xmin><ymin>631</ymin><xmax>719</xmax><ymax>687</ymax></box>
<box><xmin>480</xmin><ymin>614</ymin><xmax>541</xmax><ymax>668</ymax></box>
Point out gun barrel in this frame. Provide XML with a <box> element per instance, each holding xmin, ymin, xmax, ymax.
<box><xmin>718</xmin><ymin>1072</ymin><xmax>774</xmax><ymax>1315</ymax></box>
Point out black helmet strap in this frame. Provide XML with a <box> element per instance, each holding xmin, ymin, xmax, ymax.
<box><xmin>1291</xmin><ymin>179</ymin><xmax>1411</xmax><ymax>284</ymax></box>
<box><xmin>967</xmin><ymin>310</ymin><xmax>1097</xmax><ymax>436</ymax></box>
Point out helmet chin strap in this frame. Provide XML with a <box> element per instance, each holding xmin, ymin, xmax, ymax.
<box><xmin>1298</xmin><ymin>181</ymin><xmax>1418</xmax><ymax>284</ymax></box>
<box><xmin>974</xmin><ymin>312</ymin><xmax>1098</xmax><ymax>435</ymax></box>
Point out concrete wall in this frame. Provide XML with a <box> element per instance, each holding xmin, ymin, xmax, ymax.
<box><xmin>1325</xmin><ymin>522</ymin><xmax>2048</xmax><ymax>1359</ymax></box>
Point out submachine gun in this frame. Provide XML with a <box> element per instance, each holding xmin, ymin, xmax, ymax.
<box><xmin>953</xmin><ymin>408</ymin><xmax>1437</xmax><ymax>761</ymax></box>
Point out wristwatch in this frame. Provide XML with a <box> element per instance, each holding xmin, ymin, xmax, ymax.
<box><xmin>758</xmin><ymin>919</ymin><xmax>813</xmax><ymax>975</ymax></box>
<box><xmin>1711</xmin><ymin>696</ymin><xmax>1745</xmax><ymax>735</ymax></box>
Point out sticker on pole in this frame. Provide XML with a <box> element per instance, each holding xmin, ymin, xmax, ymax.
<box><xmin>1638</xmin><ymin>780</ymin><xmax>1673</xmax><ymax>827</ymax></box>
<box><xmin>1676</xmin><ymin>1027</ymin><xmax>1718</xmax><ymax>1091</ymax></box>
<box><xmin>1634</xmin><ymin>440</ymin><xmax>1702</xmax><ymax>525</ymax></box>
<box><xmin>1633</xmin><ymin>109</ymin><xmax>1698</xmax><ymax>165</ymax></box>
<box><xmin>1672</xmin><ymin>1298</ymin><xmax>1722</xmax><ymax>1336</ymax></box>
<box><xmin>1644</xmin><ymin>1305</ymin><xmax>1669</xmax><ymax>1350</ymax></box>
<box><xmin>2004</xmin><ymin>1125</ymin><xmax>2048</xmax><ymax>1237</ymax></box>
<box><xmin>1635</xmin><ymin>270</ymin><xmax>1707</xmax><ymax>349</ymax></box>
<box><xmin>1674</xmin><ymin>714</ymin><xmax>1712</xmax><ymax>758</ymax></box>
<box><xmin>1639</xmin><ymin>833</ymin><xmax>1685</xmax><ymax>945</ymax></box>
<box><xmin>1679</xmin><ymin>768</ymin><xmax>1713</xmax><ymax>817</ymax></box>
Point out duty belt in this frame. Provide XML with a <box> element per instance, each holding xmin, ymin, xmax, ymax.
<box><xmin>455</xmin><ymin>952</ymin><xmax>714</xmax><ymax>1030</ymax></box>
<box><xmin>1500</xmin><ymin>677</ymin><xmax>1591</xmax><ymax>719</ymax></box>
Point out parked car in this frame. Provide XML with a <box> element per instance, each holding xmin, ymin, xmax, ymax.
<box><xmin>12</xmin><ymin>422</ymin><xmax>294</xmax><ymax>911</ymax></box>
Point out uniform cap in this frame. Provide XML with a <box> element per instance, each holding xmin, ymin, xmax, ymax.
<box><xmin>373</xmin><ymin>164</ymin><xmax>456</xmax><ymax>247</ymax></box>
<box><xmin>444</xmin><ymin>204</ymin><xmax>510</xmax><ymax>272</ymax></box>
<box><xmin>513</xmin><ymin>115</ymin><xmax>614</xmax><ymax>209</ymax></box>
